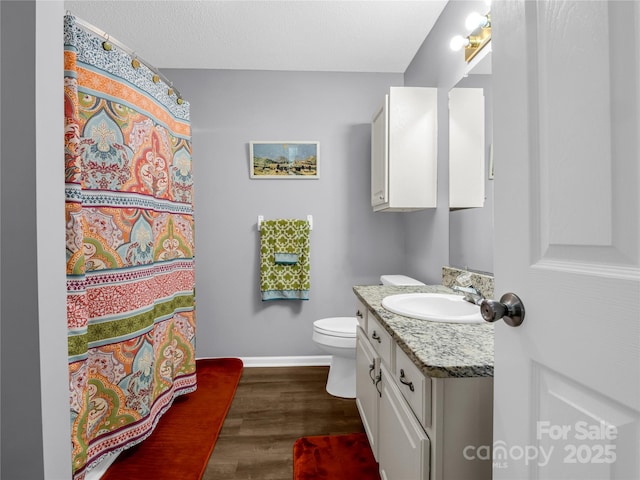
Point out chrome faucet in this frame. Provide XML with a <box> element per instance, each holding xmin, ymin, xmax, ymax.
<box><xmin>451</xmin><ymin>285</ymin><xmax>485</xmax><ymax>305</ymax></box>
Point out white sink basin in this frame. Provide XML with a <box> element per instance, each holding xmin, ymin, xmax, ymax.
<box><xmin>381</xmin><ymin>293</ymin><xmax>484</xmax><ymax>324</ymax></box>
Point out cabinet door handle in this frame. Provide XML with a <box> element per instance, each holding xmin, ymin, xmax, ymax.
<box><xmin>399</xmin><ymin>369</ymin><xmax>415</xmax><ymax>392</ymax></box>
<box><xmin>375</xmin><ymin>372</ymin><xmax>382</xmax><ymax>398</ymax></box>
<box><xmin>371</xmin><ymin>331</ymin><xmax>382</xmax><ymax>343</ymax></box>
<box><xmin>368</xmin><ymin>362</ymin><xmax>376</xmax><ymax>384</ymax></box>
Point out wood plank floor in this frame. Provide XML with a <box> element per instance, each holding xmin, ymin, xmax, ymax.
<box><xmin>201</xmin><ymin>366</ymin><xmax>365</xmax><ymax>480</ymax></box>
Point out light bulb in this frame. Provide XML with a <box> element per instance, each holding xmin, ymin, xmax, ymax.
<box><xmin>465</xmin><ymin>12</ymin><xmax>490</xmax><ymax>31</ymax></box>
<box><xmin>449</xmin><ymin>35</ymin><xmax>469</xmax><ymax>52</ymax></box>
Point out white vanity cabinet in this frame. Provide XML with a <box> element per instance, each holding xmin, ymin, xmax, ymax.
<box><xmin>356</xmin><ymin>328</ymin><xmax>380</xmax><ymax>459</ymax></box>
<box><xmin>355</xmin><ymin>302</ymin><xmax>493</xmax><ymax>480</ymax></box>
<box><xmin>371</xmin><ymin>87</ymin><xmax>438</xmax><ymax>212</ymax></box>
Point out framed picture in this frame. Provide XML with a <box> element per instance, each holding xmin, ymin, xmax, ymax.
<box><xmin>249</xmin><ymin>141</ymin><xmax>319</xmax><ymax>179</ymax></box>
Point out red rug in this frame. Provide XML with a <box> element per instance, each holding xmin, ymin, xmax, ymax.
<box><xmin>101</xmin><ymin>357</ymin><xmax>243</xmax><ymax>480</ymax></box>
<box><xmin>293</xmin><ymin>433</ymin><xmax>381</xmax><ymax>480</ymax></box>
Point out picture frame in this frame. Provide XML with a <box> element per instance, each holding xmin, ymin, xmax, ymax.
<box><xmin>249</xmin><ymin>141</ymin><xmax>319</xmax><ymax>179</ymax></box>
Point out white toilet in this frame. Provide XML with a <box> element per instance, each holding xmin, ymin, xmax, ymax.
<box><xmin>313</xmin><ymin>316</ymin><xmax>359</xmax><ymax>398</ymax></box>
<box><xmin>312</xmin><ymin>274</ymin><xmax>425</xmax><ymax>399</ymax></box>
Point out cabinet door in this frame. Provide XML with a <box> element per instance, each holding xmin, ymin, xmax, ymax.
<box><xmin>371</xmin><ymin>95</ymin><xmax>388</xmax><ymax>208</ymax></box>
<box><xmin>378</xmin><ymin>364</ymin><xmax>430</xmax><ymax>480</ymax></box>
<box><xmin>387</xmin><ymin>87</ymin><xmax>438</xmax><ymax>210</ymax></box>
<box><xmin>449</xmin><ymin>87</ymin><xmax>485</xmax><ymax>208</ymax></box>
<box><xmin>356</xmin><ymin>329</ymin><xmax>380</xmax><ymax>460</ymax></box>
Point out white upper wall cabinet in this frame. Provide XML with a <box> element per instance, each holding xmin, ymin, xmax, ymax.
<box><xmin>371</xmin><ymin>87</ymin><xmax>438</xmax><ymax>212</ymax></box>
<box><xmin>449</xmin><ymin>87</ymin><xmax>485</xmax><ymax>209</ymax></box>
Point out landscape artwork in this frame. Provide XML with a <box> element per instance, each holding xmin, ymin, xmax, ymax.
<box><xmin>250</xmin><ymin>142</ymin><xmax>319</xmax><ymax>179</ymax></box>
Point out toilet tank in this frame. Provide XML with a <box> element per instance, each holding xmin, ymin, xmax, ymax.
<box><xmin>380</xmin><ymin>275</ymin><xmax>425</xmax><ymax>286</ymax></box>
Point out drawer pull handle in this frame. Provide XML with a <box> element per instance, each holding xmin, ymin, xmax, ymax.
<box><xmin>369</xmin><ymin>362</ymin><xmax>376</xmax><ymax>384</ymax></box>
<box><xmin>356</xmin><ymin>310</ymin><xmax>363</xmax><ymax>318</ymax></box>
<box><xmin>371</xmin><ymin>331</ymin><xmax>382</xmax><ymax>343</ymax></box>
<box><xmin>399</xmin><ymin>369</ymin><xmax>415</xmax><ymax>392</ymax></box>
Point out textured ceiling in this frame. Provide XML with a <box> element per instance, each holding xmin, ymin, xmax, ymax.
<box><xmin>64</xmin><ymin>0</ymin><xmax>448</xmax><ymax>73</ymax></box>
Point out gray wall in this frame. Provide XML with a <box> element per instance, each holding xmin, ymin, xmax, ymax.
<box><xmin>164</xmin><ymin>69</ymin><xmax>408</xmax><ymax>358</ymax></box>
<box><xmin>1</xmin><ymin>1</ymin><xmax>71</xmax><ymax>478</ymax></box>
<box><xmin>404</xmin><ymin>0</ymin><xmax>494</xmax><ymax>277</ymax></box>
<box><xmin>1</xmin><ymin>3</ymin><xmax>45</xmax><ymax>478</ymax></box>
<box><xmin>165</xmin><ymin>0</ymin><xmax>497</xmax><ymax>359</ymax></box>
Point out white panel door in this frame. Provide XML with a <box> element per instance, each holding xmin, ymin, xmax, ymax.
<box><xmin>491</xmin><ymin>1</ymin><xmax>640</xmax><ymax>478</ymax></box>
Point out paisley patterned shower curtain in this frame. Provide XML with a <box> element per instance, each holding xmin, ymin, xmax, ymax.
<box><xmin>63</xmin><ymin>16</ymin><xmax>196</xmax><ymax>479</ymax></box>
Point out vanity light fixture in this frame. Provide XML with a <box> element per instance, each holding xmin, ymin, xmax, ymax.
<box><xmin>450</xmin><ymin>11</ymin><xmax>492</xmax><ymax>63</ymax></box>
<box><xmin>465</xmin><ymin>11</ymin><xmax>491</xmax><ymax>31</ymax></box>
<box><xmin>450</xmin><ymin>35</ymin><xmax>482</xmax><ymax>52</ymax></box>
<box><xmin>450</xmin><ymin>35</ymin><xmax>469</xmax><ymax>51</ymax></box>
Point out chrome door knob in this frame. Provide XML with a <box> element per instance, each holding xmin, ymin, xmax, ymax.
<box><xmin>480</xmin><ymin>293</ymin><xmax>525</xmax><ymax>327</ymax></box>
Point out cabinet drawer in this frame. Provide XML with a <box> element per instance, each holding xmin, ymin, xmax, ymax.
<box><xmin>367</xmin><ymin>315</ymin><xmax>393</xmax><ymax>368</ymax></box>
<box><xmin>355</xmin><ymin>301</ymin><xmax>367</xmax><ymax>331</ymax></box>
<box><xmin>395</xmin><ymin>345</ymin><xmax>431</xmax><ymax>429</ymax></box>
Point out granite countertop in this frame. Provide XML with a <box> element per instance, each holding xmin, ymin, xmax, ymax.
<box><xmin>353</xmin><ymin>285</ymin><xmax>494</xmax><ymax>379</ymax></box>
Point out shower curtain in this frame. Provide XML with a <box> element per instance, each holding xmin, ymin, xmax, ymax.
<box><xmin>63</xmin><ymin>16</ymin><xmax>196</xmax><ymax>479</ymax></box>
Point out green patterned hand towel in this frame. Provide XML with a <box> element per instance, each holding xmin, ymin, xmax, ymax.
<box><xmin>260</xmin><ymin>219</ymin><xmax>310</xmax><ymax>300</ymax></box>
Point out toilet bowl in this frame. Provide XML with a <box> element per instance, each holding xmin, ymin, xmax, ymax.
<box><xmin>312</xmin><ymin>317</ymin><xmax>358</xmax><ymax>398</ymax></box>
<box><xmin>313</xmin><ymin>275</ymin><xmax>425</xmax><ymax>399</ymax></box>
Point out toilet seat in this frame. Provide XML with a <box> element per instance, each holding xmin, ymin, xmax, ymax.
<box><xmin>313</xmin><ymin>317</ymin><xmax>357</xmax><ymax>338</ymax></box>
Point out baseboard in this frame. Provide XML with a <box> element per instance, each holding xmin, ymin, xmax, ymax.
<box><xmin>198</xmin><ymin>355</ymin><xmax>332</xmax><ymax>368</ymax></box>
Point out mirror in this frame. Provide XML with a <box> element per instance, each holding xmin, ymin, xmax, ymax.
<box><xmin>448</xmin><ymin>47</ymin><xmax>494</xmax><ymax>275</ymax></box>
